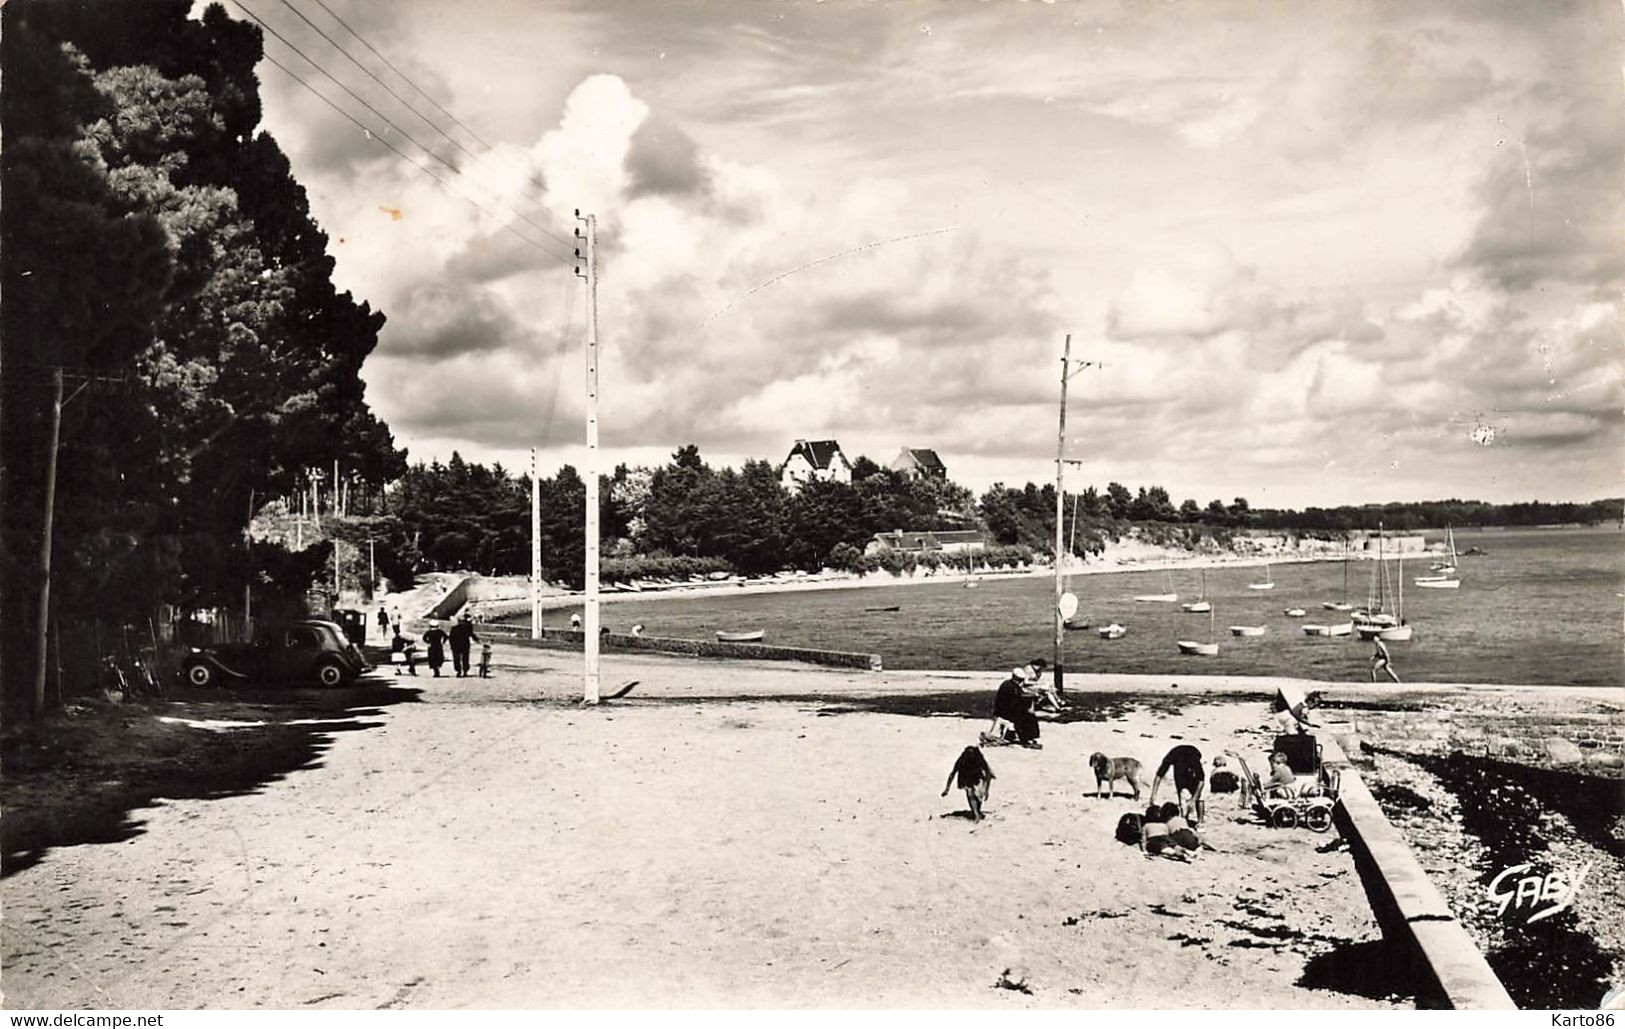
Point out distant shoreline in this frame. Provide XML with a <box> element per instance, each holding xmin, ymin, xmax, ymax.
<box><xmin>494</xmin><ymin>546</ymin><xmax>1377</xmax><ymax>614</ymax></box>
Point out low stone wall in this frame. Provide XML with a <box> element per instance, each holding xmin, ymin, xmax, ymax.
<box><xmin>1332</xmin><ymin>769</ymin><xmax>1517</xmax><ymax>1009</ymax></box>
<box><xmin>481</xmin><ymin>623</ymin><xmax>883</xmax><ymax>672</ymax></box>
<box><xmin>1349</xmin><ymin>709</ymin><xmax>1625</xmax><ymax>773</ymax></box>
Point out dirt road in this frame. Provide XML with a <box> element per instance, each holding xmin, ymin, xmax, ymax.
<box><xmin>2</xmin><ymin>648</ymin><xmax>1402</xmax><ymax>1009</ymax></box>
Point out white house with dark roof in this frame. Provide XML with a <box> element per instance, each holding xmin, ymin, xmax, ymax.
<box><xmin>865</xmin><ymin>529</ymin><xmax>987</xmax><ymax>556</ymax></box>
<box><xmin>779</xmin><ymin>438</ymin><xmax>852</xmax><ymax>494</ymax></box>
<box><xmin>889</xmin><ymin>447</ymin><xmax>947</xmax><ymax>479</ymax></box>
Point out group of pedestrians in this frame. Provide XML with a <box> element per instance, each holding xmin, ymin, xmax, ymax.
<box><xmin>388</xmin><ymin>611</ymin><xmax>492</xmax><ymax>678</ymax></box>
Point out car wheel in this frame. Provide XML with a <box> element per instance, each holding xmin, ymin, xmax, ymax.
<box><xmin>315</xmin><ymin>660</ymin><xmax>347</xmax><ymax>688</ymax></box>
<box><xmin>186</xmin><ymin>662</ymin><xmax>215</xmax><ymax>688</ymax></box>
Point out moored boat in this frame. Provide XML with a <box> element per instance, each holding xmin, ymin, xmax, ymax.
<box><xmin>1098</xmin><ymin>623</ymin><xmax>1128</xmax><ymax>640</ymax></box>
<box><xmin>1302</xmin><ymin>624</ymin><xmax>1329</xmax><ymax>637</ymax></box>
<box><xmin>1283</xmin><ymin>607</ymin><xmax>1306</xmax><ymax>617</ymax></box>
<box><xmin>715</xmin><ymin>630</ymin><xmax>764</xmax><ymax>643</ymax></box>
<box><xmin>1229</xmin><ymin>625</ymin><xmax>1266</xmax><ymax>637</ymax></box>
<box><xmin>1181</xmin><ymin>601</ymin><xmax>1212</xmax><ymax>613</ymax></box>
<box><xmin>1248</xmin><ymin>561</ymin><xmax>1275</xmax><ymax>590</ymax></box>
<box><xmin>1177</xmin><ymin>640</ymin><xmax>1219</xmax><ymax>656</ymax></box>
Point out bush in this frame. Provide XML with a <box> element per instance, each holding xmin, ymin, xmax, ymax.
<box><xmin>826</xmin><ymin>542</ymin><xmax>868</xmax><ymax>575</ymax></box>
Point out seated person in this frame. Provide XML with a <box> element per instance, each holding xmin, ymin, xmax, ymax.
<box><xmin>1209</xmin><ymin>755</ymin><xmax>1241</xmax><ymax>794</ymax></box>
<box><xmin>1272</xmin><ymin>685</ymin><xmax>1320</xmax><ymax>733</ymax></box>
<box><xmin>1263</xmin><ymin>750</ymin><xmax>1299</xmax><ymax>797</ymax></box>
<box><xmin>992</xmin><ymin>667</ymin><xmax>1042</xmax><ymax>748</ymax></box>
<box><xmin>1023</xmin><ymin>658</ymin><xmax>1065</xmax><ymax>712</ymax></box>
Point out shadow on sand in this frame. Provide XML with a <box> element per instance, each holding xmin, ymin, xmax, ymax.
<box><xmin>1</xmin><ymin>677</ymin><xmax>420</xmax><ymax>878</ymax></box>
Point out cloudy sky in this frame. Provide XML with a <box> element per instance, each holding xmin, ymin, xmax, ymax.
<box><xmin>237</xmin><ymin>0</ymin><xmax>1622</xmax><ymax>508</ymax></box>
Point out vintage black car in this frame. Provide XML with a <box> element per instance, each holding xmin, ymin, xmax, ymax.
<box><xmin>182</xmin><ymin>619</ymin><xmax>372</xmax><ymax>688</ymax></box>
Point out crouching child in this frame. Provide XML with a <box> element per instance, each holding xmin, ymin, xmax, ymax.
<box><xmin>942</xmin><ymin>745</ymin><xmax>996</xmax><ymax>821</ymax></box>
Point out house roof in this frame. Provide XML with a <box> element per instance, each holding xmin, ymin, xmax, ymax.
<box><xmin>786</xmin><ymin>438</ymin><xmax>849</xmax><ymax>471</ymax></box>
<box><xmin>871</xmin><ymin>529</ymin><xmax>986</xmax><ymax>549</ymax></box>
<box><xmin>902</xmin><ymin>447</ymin><xmax>946</xmax><ymax>471</ymax></box>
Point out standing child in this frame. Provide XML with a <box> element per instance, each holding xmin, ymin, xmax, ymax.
<box><xmin>941</xmin><ymin>745</ymin><xmax>996</xmax><ymax>821</ymax></box>
<box><xmin>390</xmin><ymin>630</ymin><xmax>408</xmax><ymax>675</ymax></box>
<box><xmin>479</xmin><ymin>640</ymin><xmax>493</xmax><ymax>678</ymax></box>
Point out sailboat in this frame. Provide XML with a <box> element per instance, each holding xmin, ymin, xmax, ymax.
<box><xmin>1323</xmin><ymin>542</ymin><xmax>1354</xmax><ymax>611</ymax></box>
<box><xmin>1356</xmin><ymin>528</ymin><xmax>1412</xmax><ymax>640</ymax></box>
<box><xmin>1247</xmin><ymin>561</ymin><xmax>1275</xmax><ymax>590</ymax></box>
<box><xmin>1134</xmin><ymin>570</ymin><xmax>1177</xmax><ymax>603</ymax></box>
<box><xmin>1415</xmin><ymin>527</ymin><xmax>1461</xmax><ymax>589</ymax></box>
<box><xmin>1354</xmin><ymin>528</ymin><xmax>1399</xmax><ymax>639</ymax></box>
<box><xmin>1177</xmin><ymin>608</ymin><xmax>1219</xmax><ymax>656</ymax></box>
<box><xmin>1181</xmin><ymin>569</ymin><xmax>1212</xmax><ymax>613</ymax></box>
<box><xmin>1380</xmin><ymin>552</ymin><xmax>1413</xmax><ymax>640</ymax></box>
<box><xmin>962</xmin><ymin>550</ymin><xmax>979</xmax><ymax>588</ymax></box>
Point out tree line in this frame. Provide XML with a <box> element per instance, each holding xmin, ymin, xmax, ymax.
<box><xmin>1</xmin><ymin>1</ymin><xmax>404</xmax><ymax>712</ymax></box>
<box><xmin>373</xmin><ymin>449</ymin><xmax>1624</xmax><ymax>592</ymax></box>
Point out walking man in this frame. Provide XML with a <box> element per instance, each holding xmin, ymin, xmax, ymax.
<box><xmin>1370</xmin><ymin>636</ymin><xmax>1400</xmax><ymax>683</ymax></box>
<box><xmin>450</xmin><ymin>612</ymin><xmax>479</xmax><ymax>678</ymax></box>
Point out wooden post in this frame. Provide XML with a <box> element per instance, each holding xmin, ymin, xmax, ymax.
<box><xmin>530</xmin><ymin>447</ymin><xmax>541</xmax><ymax>640</ymax></box>
<box><xmin>1053</xmin><ymin>335</ymin><xmax>1070</xmax><ymax>694</ymax></box>
<box><xmin>31</xmin><ymin>371</ymin><xmax>64</xmax><ymax>715</ymax></box>
<box><xmin>578</xmin><ymin>211</ymin><xmax>601</xmax><ymax>705</ymax></box>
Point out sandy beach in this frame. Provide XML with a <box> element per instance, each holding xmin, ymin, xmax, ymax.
<box><xmin>1</xmin><ymin>649</ymin><xmax>1408</xmax><ymax>1010</ymax></box>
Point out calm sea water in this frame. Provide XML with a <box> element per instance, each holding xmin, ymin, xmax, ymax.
<box><xmin>536</xmin><ymin>526</ymin><xmax>1624</xmax><ymax>688</ymax></box>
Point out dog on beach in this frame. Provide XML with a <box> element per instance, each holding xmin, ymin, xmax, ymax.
<box><xmin>942</xmin><ymin>745</ymin><xmax>996</xmax><ymax>821</ymax></box>
<box><xmin>1088</xmin><ymin>752</ymin><xmax>1149</xmax><ymax>800</ymax></box>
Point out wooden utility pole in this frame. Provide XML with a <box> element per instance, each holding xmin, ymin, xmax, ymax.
<box><xmin>530</xmin><ymin>447</ymin><xmax>541</xmax><ymax>640</ymax></box>
<box><xmin>1053</xmin><ymin>338</ymin><xmax>1100</xmax><ymax>695</ymax></box>
<box><xmin>576</xmin><ymin>210</ymin><xmax>601</xmax><ymax>705</ymax></box>
<box><xmin>32</xmin><ymin>370</ymin><xmax>64</xmax><ymax>716</ymax></box>
<box><xmin>1053</xmin><ymin>335</ymin><xmax>1071</xmax><ymax>694</ymax></box>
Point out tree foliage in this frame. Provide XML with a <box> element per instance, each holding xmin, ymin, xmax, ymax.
<box><xmin>1</xmin><ymin>1</ymin><xmax>403</xmax><ymax>710</ymax></box>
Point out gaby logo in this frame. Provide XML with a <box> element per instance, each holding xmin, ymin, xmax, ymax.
<box><xmin>1487</xmin><ymin>862</ymin><xmax>1593</xmax><ymax>924</ymax></box>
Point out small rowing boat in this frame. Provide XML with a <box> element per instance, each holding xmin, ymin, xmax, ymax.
<box><xmin>1098</xmin><ymin>623</ymin><xmax>1127</xmax><ymax>640</ymax></box>
<box><xmin>1229</xmin><ymin>625</ymin><xmax>1266</xmax><ymax>637</ymax></box>
<box><xmin>1283</xmin><ymin>607</ymin><xmax>1306</xmax><ymax>617</ymax></box>
<box><xmin>1177</xmin><ymin>640</ymin><xmax>1219</xmax><ymax>656</ymax></box>
<box><xmin>715</xmin><ymin>630</ymin><xmax>764</xmax><ymax>643</ymax></box>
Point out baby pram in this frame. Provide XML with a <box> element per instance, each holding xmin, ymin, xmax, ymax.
<box><xmin>1224</xmin><ymin>741</ymin><xmax>1339</xmax><ymax>833</ymax></box>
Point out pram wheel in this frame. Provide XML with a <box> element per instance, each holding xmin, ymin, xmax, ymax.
<box><xmin>1304</xmin><ymin>804</ymin><xmax>1334</xmax><ymax>833</ymax></box>
<box><xmin>1270</xmin><ymin>805</ymin><xmax>1299</xmax><ymax>829</ymax></box>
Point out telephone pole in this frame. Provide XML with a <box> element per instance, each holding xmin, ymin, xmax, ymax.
<box><xmin>32</xmin><ymin>371</ymin><xmax>64</xmax><ymax>716</ymax></box>
<box><xmin>530</xmin><ymin>447</ymin><xmax>541</xmax><ymax>640</ymax></box>
<box><xmin>575</xmin><ymin>210</ymin><xmax>601</xmax><ymax>705</ymax></box>
<box><xmin>1054</xmin><ymin>336</ymin><xmax>1101</xmax><ymax>694</ymax></box>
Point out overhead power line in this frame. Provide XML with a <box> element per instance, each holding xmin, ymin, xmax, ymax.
<box><xmin>276</xmin><ymin>0</ymin><xmax>578</xmax><ymax>252</ymax></box>
<box><xmin>232</xmin><ymin>0</ymin><xmax>575</xmax><ymax>263</ymax></box>
<box><xmin>259</xmin><ymin>52</ymin><xmax>568</xmax><ymax>262</ymax></box>
<box><xmin>306</xmin><ymin>0</ymin><xmax>496</xmax><ymax>153</ymax></box>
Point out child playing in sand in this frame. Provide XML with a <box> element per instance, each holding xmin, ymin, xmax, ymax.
<box><xmin>942</xmin><ymin>745</ymin><xmax>996</xmax><ymax>821</ymax></box>
<box><xmin>479</xmin><ymin>640</ymin><xmax>493</xmax><ymax>678</ymax></box>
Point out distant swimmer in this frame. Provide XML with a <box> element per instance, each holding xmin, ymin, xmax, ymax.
<box><xmin>1370</xmin><ymin>636</ymin><xmax>1400</xmax><ymax>684</ymax></box>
